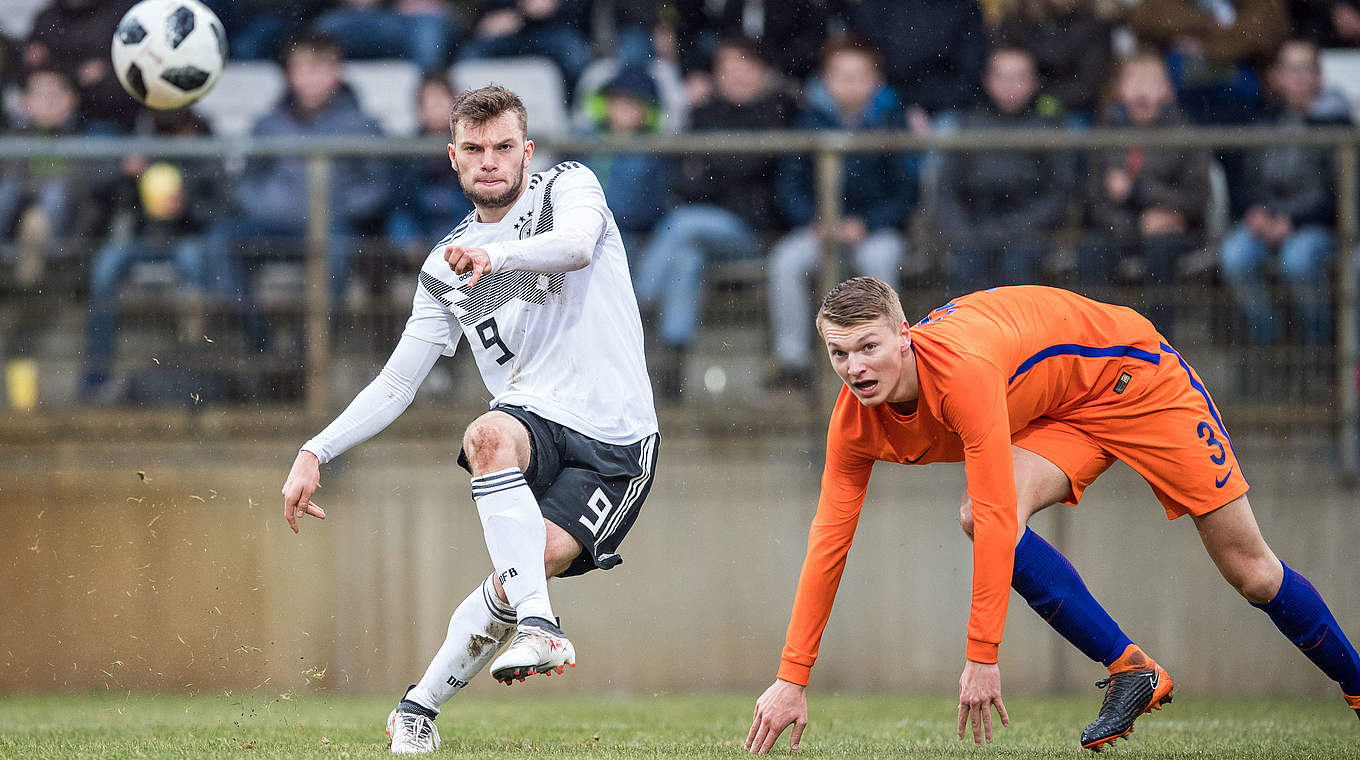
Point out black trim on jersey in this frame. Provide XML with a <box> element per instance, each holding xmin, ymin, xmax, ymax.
<box><xmin>422</xmin><ymin>163</ymin><xmax>584</xmax><ymax>325</ymax></box>
<box><xmin>453</xmin><ymin>270</ymin><xmax>565</xmax><ymax>325</ymax></box>
<box><xmin>419</xmin><ymin>271</ymin><xmax>455</xmax><ymax>307</ymax></box>
<box><xmin>435</xmin><ymin>210</ymin><xmax>477</xmax><ymax>250</ymax></box>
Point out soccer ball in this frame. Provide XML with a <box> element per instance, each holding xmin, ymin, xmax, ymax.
<box><xmin>111</xmin><ymin>0</ymin><xmax>226</xmax><ymax>110</ymax></box>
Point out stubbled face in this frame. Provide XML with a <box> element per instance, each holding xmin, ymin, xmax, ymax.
<box><xmin>821</xmin><ymin>317</ymin><xmax>912</xmax><ymax>406</ymax></box>
<box><xmin>449</xmin><ymin>111</ymin><xmax>533</xmax><ymax>209</ymax></box>
<box><xmin>1271</xmin><ymin>43</ymin><xmax>1321</xmax><ymax>113</ymax></box>
<box><xmin>1118</xmin><ymin>60</ymin><xmax>1173</xmax><ymax>126</ymax></box>
<box><xmin>984</xmin><ymin>51</ymin><xmax>1038</xmax><ymax>115</ymax></box>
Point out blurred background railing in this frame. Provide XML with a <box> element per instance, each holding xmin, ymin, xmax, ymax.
<box><xmin>0</xmin><ymin>128</ymin><xmax>1356</xmax><ymax>470</ymax></box>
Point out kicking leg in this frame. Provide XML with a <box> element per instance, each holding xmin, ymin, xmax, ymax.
<box><xmin>464</xmin><ymin>411</ymin><xmax>554</xmax><ymax>624</ymax></box>
<box><xmin>388</xmin><ymin>518</ymin><xmax>585</xmax><ymax>752</ymax></box>
<box><xmin>1194</xmin><ymin>495</ymin><xmax>1360</xmax><ymax>717</ymax></box>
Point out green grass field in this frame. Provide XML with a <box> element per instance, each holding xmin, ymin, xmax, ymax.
<box><xmin>0</xmin><ymin>692</ymin><xmax>1356</xmax><ymax>759</ymax></box>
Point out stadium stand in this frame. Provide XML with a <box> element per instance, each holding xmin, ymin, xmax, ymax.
<box><xmin>343</xmin><ymin>60</ymin><xmax>421</xmax><ymax>137</ymax></box>
<box><xmin>192</xmin><ymin>61</ymin><xmax>287</xmax><ymax>138</ymax></box>
<box><xmin>573</xmin><ymin>57</ymin><xmax>689</xmax><ymax>134</ymax></box>
<box><xmin>451</xmin><ymin>57</ymin><xmax>569</xmax><ymax>137</ymax></box>
<box><xmin>1320</xmin><ymin>48</ymin><xmax>1360</xmax><ymax>119</ymax></box>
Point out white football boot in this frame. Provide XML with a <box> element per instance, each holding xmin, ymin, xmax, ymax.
<box><xmin>387</xmin><ymin>708</ymin><xmax>440</xmax><ymax>754</ymax></box>
<box><xmin>488</xmin><ymin>616</ymin><xmax>576</xmax><ymax>684</ymax></box>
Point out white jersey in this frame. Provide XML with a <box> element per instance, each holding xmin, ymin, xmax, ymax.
<box><xmin>404</xmin><ymin>161</ymin><xmax>657</xmax><ymax>445</ymax></box>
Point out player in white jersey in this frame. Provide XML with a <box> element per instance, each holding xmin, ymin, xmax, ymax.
<box><xmin>280</xmin><ymin>86</ymin><xmax>660</xmax><ymax>755</ymax></box>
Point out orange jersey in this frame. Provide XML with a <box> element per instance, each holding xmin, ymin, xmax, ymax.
<box><xmin>778</xmin><ymin>285</ymin><xmax>1242</xmax><ymax>686</ymax></box>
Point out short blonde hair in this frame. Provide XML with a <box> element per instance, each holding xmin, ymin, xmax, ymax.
<box><xmin>816</xmin><ymin>277</ymin><xmax>907</xmax><ymax>333</ymax></box>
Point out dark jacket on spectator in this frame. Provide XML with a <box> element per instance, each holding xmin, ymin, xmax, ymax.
<box><xmin>0</xmin><ymin>112</ymin><xmax>97</xmax><ymax>238</ymax></box>
<box><xmin>390</xmin><ymin>152</ymin><xmax>473</xmax><ymax>241</ymax></box>
<box><xmin>589</xmin><ymin>152</ymin><xmax>671</xmax><ymax>234</ymax></box>
<box><xmin>234</xmin><ymin>84</ymin><xmax>390</xmax><ymax>229</ymax></box>
<box><xmin>995</xmin><ymin>6</ymin><xmax>1112</xmax><ymax>116</ymax></box>
<box><xmin>777</xmin><ymin>84</ymin><xmax>917</xmax><ymax>231</ymax></box>
<box><xmin>672</xmin><ymin>0</ymin><xmax>837</xmax><ymax>83</ymax></box>
<box><xmin>1085</xmin><ymin>103</ymin><xmax>1210</xmax><ymax>241</ymax></box>
<box><xmin>1238</xmin><ymin>105</ymin><xmax>1352</xmax><ymax>226</ymax></box>
<box><xmin>935</xmin><ymin>103</ymin><xmax>1076</xmax><ymax>248</ymax></box>
<box><xmin>28</xmin><ymin>0</ymin><xmax>137</xmax><ymax>131</ymax></box>
<box><xmin>673</xmin><ymin>87</ymin><xmax>797</xmax><ymax>230</ymax></box>
<box><xmin>1286</xmin><ymin>0</ymin><xmax>1360</xmax><ymax>47</ymax></box>
<box><xmin>846</xmin><ymin>0</ymin><xmax>987</xmax><ymax>114</ymax></box>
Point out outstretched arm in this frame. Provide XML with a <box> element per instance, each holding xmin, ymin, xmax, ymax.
<box><xmin>940</xmin><ymin>369</ymin><xmax>1018</xmax><ymax>744</ymax></box>
<box><xmin>748</xmin><ymin>406</ymin><xmax>874</xmax><ymax>753</ymax></box>
<box><xmin>281</xmin><ymin>334</ymin><xmax>444</xmax><ymax>532</ymax></box>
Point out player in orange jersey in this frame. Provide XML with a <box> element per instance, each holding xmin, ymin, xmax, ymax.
<box><xmin>745</xmin><ymin>279</ymin><xmax>1360</xmax><ymax>753</ymax></box>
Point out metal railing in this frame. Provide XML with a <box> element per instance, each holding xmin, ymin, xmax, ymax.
<box><xmin>1</xmin><ymin>126</ymin><xmax>1357</xmax><ymax>471</ymax></box>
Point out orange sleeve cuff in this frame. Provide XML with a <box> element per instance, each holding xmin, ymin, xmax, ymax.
<box><xmin>777</xmin><ymin>659</ymin><xmax>812</xmax><ymax>687</ymax></box>
<box><xmin>966</xmin><ymin>639</ymin><xmax>999</xmax><ymax>664</ymax></box>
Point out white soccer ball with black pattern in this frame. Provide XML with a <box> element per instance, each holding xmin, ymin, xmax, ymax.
<box><xmin>111</xmin><ymin>0</ymin><xmax>226</xmax><ymax>110</ymax></box>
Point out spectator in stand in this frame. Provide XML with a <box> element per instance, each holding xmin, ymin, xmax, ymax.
<box><xmin>994</xmin><ymin>0</ymin><xmax>1113</xmax><ymax>124</ymax></box>
<box><xmin>387</xmin><ymin>73</ymin><xmax>474</xmax><ymax>264</ymax></box>
<box><xmin>460</xmin><ymin>0</ymin><xmax>591</xmax><ymax>97</ymax></box>
<box><xmin>24</xmin><ymin>0</ymin><xmax>137</xmax><ymax>133</ymax></box>
<box><xmin>935</xmin><ymin>46</ymin><xmax>1075</xmax><ymax>295</ymax></box>
<box><xmin>208</xmin><ymin>34</ymin><xmax>390</xmax><ymax>348</ymax></box>
<box><xmin>1286</xmin><ymin>0</ymin><xmax>1360</xmax><ymax>47</ymax></box>
<box><xmin>581</xmin><ymin>66</ymin><xmax>670</xmax><ymax>263</ymax></box>
<box><xmin>1081</xmin><ymin>52</ymin><xmax>1210</xmax><ymax>335</ymax></box>
<box><xmin>313</xmin><ymin>0</ymin><xmax>458</xmax><ymax>72</ymax></box>
<box><xmin>766</xmin><ymin>37</ymin><xmax>916</xmax><ymax>391</ymax></box>
<box><xmin>1128</xmin><ymin>0</ymin><xmax>1288</xmax><ymax>124</ymax></box>
<box><xmin>844</xmin><ymin>0</ymin><xmax>988</xmax><ymax>130</ymax></box>
<box><xmin>0</xmin><ymin>68</ymin><xmax>98</xmax><ymax>288</ymax></box>
<box><xmin>201</xmin><ymin>1</ymin><xmax>329</xmax><ymax>62</ymax></box>
<box><xmin>606</xmin><ymin>0</ymin><xmax>660</xmax><ymax>65</ymax></box>
<box><xmin>633</xmin><ymin>36</ymin><xmax>796</xmax><ymax>398</ymax></box>
<box><xmin>81</xmin><ymin>110</ymin><xmax>227</xmax><ymax>402</ymax></box>
<box><xmin>1220</xmin><ymin>40</ymin><xmax>1351</xmax><ymax>346</ymax></box>
<box><xmin>671</xmin><ymin>0</ymin><xmax>837</xmax><ymax>101</ymax></box>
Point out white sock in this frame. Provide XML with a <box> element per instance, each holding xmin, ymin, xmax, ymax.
<box><xmin>406</xmin><ymin>575</ymin><xmax>516</xmax><ymax>712</ymax></box>
<box><xmin>471</xmin><ymin>467</ymin><xmax>555</xmax><ymax>623</ymax></box>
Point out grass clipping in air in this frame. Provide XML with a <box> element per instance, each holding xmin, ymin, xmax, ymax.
<box><xmin>0</xmin><ymin>692</ymin><xmax>1353</xmax><ymax>758</ymax></box>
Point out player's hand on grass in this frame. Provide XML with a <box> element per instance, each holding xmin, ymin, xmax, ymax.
<box><xmin>746</xmin><ymin>678</ymin><xmax>808</xmax><ymax>754</ymax></box>
<box><xmin>282</xmin><ymin>450</ymin><xmax>326</xmax><ymax>534</ymax></box>
<box><xmin>957</xmin><ymin>659</ymin><xmax>1009</xmax><ymax>746</ymax></box>
<box><xmin>445</xmin><ymin>245</ymin><xmax>492</xmax><ymax>288</ymax></box>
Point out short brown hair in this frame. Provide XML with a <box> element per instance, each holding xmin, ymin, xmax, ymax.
<box><xmin>820</xmin><ymin>35</ymin><xmax>883</xmax><ymax>72</ymax></box>
<box><xmin>816</xmin><ymin>277</ymin><xmax>907</xmax><ymax>333</ymax></box>
<box><xmin>449</xmin><ymin>85</ymin><xmax>528</xmax><ymax>140</ymax></box>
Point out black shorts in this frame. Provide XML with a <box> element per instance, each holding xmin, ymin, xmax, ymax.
<box><xmin>457</xmin><ymin>405</ymin><xmax>660</xmax><ymax>578</ymax></box>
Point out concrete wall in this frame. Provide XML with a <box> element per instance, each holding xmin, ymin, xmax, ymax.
<box><xmin>1</xmin><ymin>434</ymin><xmax>1355</xmax><ymax>699</ymax></box>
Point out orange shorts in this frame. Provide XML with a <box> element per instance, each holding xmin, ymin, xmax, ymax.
<box><xmin>1011</xmin><ymin>341</ymin><xmax>1250</xmax><ymax>519</ymax></box>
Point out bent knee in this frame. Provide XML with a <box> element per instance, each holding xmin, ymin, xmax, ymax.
<box><xmin>1224</xmin><ymin>557</ymin><xmax>1283</xmax><ymax>605</ymax></box>
<box><xmin>463</xmin><ymin>414</ymin><xmax>524</xmax><ymax>472</ymax></box>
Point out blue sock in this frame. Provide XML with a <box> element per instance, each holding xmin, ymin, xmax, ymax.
<box><xmin>1012</xmin><ymin>527</ymin><xmax>1134</xmax><ymax>667</ymax></box>
<box><xmin>1251</xmin><ymin>563</ymin><xmax>1360</xmax><ymax>695</ymax></box>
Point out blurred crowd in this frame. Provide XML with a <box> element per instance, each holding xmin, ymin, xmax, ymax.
<box><xmin>0</xmin><ymin>0</ymin><xmax>1356</xmax><ymax>404</ymax></box>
